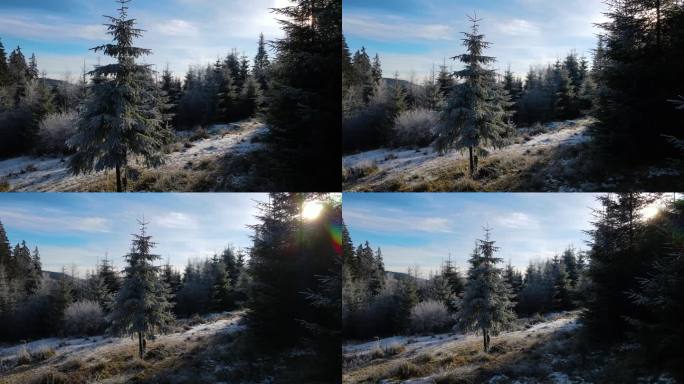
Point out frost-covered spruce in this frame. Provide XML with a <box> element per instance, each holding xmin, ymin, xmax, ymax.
<box><xmin>69</xmin><ymin>0</ymin><xmax>170</xmax><ymax>192</ymax></box>
<box><xmin>108</xmin><ymin>219</ymin><xmax>173</xmax><ymax>359</ymax></box>
<box><xmin>458</xmin><ymin>227</ymin><xmax>515</xmax><ymax>352</ymax></box>
<box><xmin>435</xmin><ymin>15</ymin><xmax>513</xmax><ymax>178</ymax></box>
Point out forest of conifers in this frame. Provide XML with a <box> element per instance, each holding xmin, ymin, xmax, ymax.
<box><xmin>342</xmin><ymin>0</ymin><xmax>684</xmax><ymax>191</ymax></box>
<box><xmin>343</xmin><ymin>193</ymin><xmax>684</xmax><ymax>382</ymax></box>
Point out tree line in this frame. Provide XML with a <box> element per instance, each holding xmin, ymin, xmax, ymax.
<box><xmin>343</xmin><ymin>192</ymin><xmax>684</xmax><ymax>379</ymax></box>
<box><xmin>341</xmin><ymin>219</ymin><xmax>587</xmax><ymax>349</ymax></box>
<box><xmin>344</xmin><ymin>1</ymin><xmax>684</xmax><ymax>179</ymax></box>
<box><xmin>0</xmin><ymin>193</ymin><xmax>341</xmax><ymax>382</ymax></box>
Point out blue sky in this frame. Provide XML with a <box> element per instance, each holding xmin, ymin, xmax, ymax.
<box><xmin>0</xmin><ymin>0</ymin><xmax>288</xmax><ymax>80</ymax></box>
<box><xmin>0</xmin><ymin>193</ymin><xmax>268</xmax><ymax>275</ymax></box>
<box><xmin>344</xmin><ymin>0</ymin><xmax>608</xmax><ymax>80</ymax></box>
<box><xmin>343</xmin><ymin>193</ymin><xmax>602</xmax><ymax>276</ymax></box>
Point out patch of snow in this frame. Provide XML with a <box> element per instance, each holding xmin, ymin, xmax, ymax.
<box><xmin>0</xmin><ymin>119</ymin><xmax>267</xmax><ymax>191</ymax></box>
<box><xmin>343</xmin><ymin>118</ymin><xmax>593</xmax><ymax>191</ymax></box>
<box><xmin>0</xmin><ymin>312</ymin><xmax>244</xmax><ymax>364</ymax></box>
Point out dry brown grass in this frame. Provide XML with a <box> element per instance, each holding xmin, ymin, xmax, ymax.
<box><xmin>343</xmin><ymin>328</ymin><xmax>564</xmax><ymax>384</ymax></box>
<box><xmin>0</xmin><ymin>336</ymin><xmax>206</xmax><ymax>384</ymax></box>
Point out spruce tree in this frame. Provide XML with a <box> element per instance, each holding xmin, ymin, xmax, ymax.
<box><xmin>239</xmin><ymin>75</ymin><xmax>263</xmax><ymax>118</ymax></box>
<box><xmin>108</xmin><ymin>219</ymin><xmax>173</xmax><ymax>358</ymax></box>
<box><xmin>160</xmin><ymin>261</ymin><xmax>181</xmax><ymax>304</ymax></box>
<box><xmin>266</xmin><ymin>0</ymin><xmax>341</xmax><ymax>190</ymax></box>
<box><xmin>246</xmin><ymin>193</ymin><xmax>301</xmax><ymax>347</ymax></box>
<box><xmin>253</xmin><ymin>33</ymin><xmax>270</xmax><ymax>91</ymax></box>
<box><xmin>69</xmin><ymin>0</ymin><xmax>170</xmax><ymax>192</ymax></box>
<box><xmin>441</xmin><ymin>257</ymin><xmax>465</xmax><ymax>312</ymax></box>
<box><xmin>25</xmin><ymin>246</ymin><xmax>42</xmax><ymax>295</ymax></box>
<box><xmin>217</xmin><ymin>67</ymin><xmax>239</xmax><ymax>122</ymax></box>
<box><xmin>436</xmin><ymin>60</ymin><xmax>454</xmax><ymax>97</ymax></box>
<box><xmin>435</xmin><ymin>16</ymin><xmax>513</xmax><ymax>178</ymax></box>
<box><xmin>210</xmin><ymin>254</ymin><xmax>232</xmax><ymax>311</ymax></box>
<box><xmin>551</xmin><ymin>256</ymin><xmax>572</xmax><ymax>310</ymax></box>
<box><xmin>28</xmin><ymin>53</ymin><xmax>39</xmax><ymax>80</ymax></box>
<box><xmin>458</xmin><ymin>228</ymin><xmax>515</xmax><ymax>352</ymax></box>
<box><xmin>371</xmin><ymin>53</ymin><xmax>382</xmax><ymax>88</ymax></box>
<box><xmin>8</xmin><ymin>46</ymin><xmax>28</xmax><ymax>105</ymax></box>
<box><xmin>583</xmin><ymin>193</ymin><xmax>659</xmax><ymax>342</ymax></box>
<box><xmin>503</xmin><ymin>261</ymin><xmax>523</xmax><ymax>305</ymax></box>
<box><xmin>351</xmin><ymin>47</ymin><xmax>373</xmax><ymax>102</ymax></box>
<box><xmin>52</xmin><ymin>266</ymin><xmax>73</xmax><ymax>334</ymax></box>
<box><xmin>0</xmin><ymin>219</ymin><xmax>10</xmax><ymax>268</ymax></box>
<box><xmin>0</xmin><ymin>38</ymin><xmax>9</xmax><ymax>86</ymax></box>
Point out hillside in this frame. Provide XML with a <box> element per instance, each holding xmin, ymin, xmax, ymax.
<box><xmin>343</xmin><ymin>312</ymin><xmax>677</xmax><ymax>384</ymax></box>
<box><xmin>0</xmin><ymin>312</ymin><xmax>244</xmax><ymax>384</ymax></box>
<box><xmin>0</xmin><ymin>119</ymin><xmax>268</xmax><ymax>192</ymax></box>
<box><xmin>343</xmin><ymin>118</ymin><xmax>683</xmax><ymax>192</ymax></box>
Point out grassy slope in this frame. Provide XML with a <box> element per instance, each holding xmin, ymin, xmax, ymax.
<box><xmin>343</xmin><ymin>119</ymin><xmax>684</xmax><ymax>192</ymax></box>
<box><xmin>343</xmin><ymin>311</ymin><xmax>678</xmax><ymax>384</ymax></box>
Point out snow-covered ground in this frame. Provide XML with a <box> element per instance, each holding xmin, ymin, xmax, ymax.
<box><xmin>343</xmin><ymin>313</ymin><xmax>580</xmax><ymax>384</ymax></box>
<box><xmin>0</xmin><ymin>119</ymin><xmax>267</xmax><ymax>191</ymax></box>
<box><xmin>344</xmin><ymin>315</ymin><xmax>578</xmax><ymax>358</ymax></box>
<box><xmin>0</xmin><ymin>312</ymin><xmax>244</xmax><ymax>367</ymax></box>
<box><xmin>343</xmin><ymin>118</ymin><xmax>592</xmax><ymax>191</ymax></box>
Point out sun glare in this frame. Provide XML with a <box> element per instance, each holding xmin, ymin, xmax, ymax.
<box><xmin>302</xmin><ymin>200</ymin><xmax>324</xmax><ymax>221</ymax></box>
<box><xmin>641</xmin><ymin>203</ymin><xmax>661</xmax><ymax>221</ymax></box>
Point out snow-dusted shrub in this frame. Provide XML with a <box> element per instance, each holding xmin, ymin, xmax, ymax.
<box><xmin>37</xmin><ymin>111</ymin><xmax>78</xmax><ymax>154</ymax></box>
<box><xmin>391</xmin><ymin>108</ymin><xmax>439</xmax><ymax>148</ymax></box>
<box><xmin>409</xmin><ymin>300</ymin><xmax>452</xmax><ymax>334</ymax></box>
<box><xmin>17</xmin><ymin>345</ymin><xmax>31</xmax><ymax>365</ymax></box>
<box><xmin>31</xmin><ymin>346</ymin><xmax>56</xmax><ymax>362</ymax></box>
<box><xmin>63</xmin><ymin>300</ymin><xmax>107</xmax><ymax>336</ymax></box>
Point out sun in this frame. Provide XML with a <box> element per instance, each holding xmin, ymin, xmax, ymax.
<box><xmin>641</xmin><ymin>203</ymin><xmax>661</xmax><ymax>221</ymax></box>
<box><xmin>302</xmin><ymin>200</ymin><xmax>324</xmax><ymax>221</ymax></box>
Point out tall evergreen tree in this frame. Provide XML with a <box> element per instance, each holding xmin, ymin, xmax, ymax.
<box><xmin>0</xmin><ymin>38</ymin><xmax>9</xmax><ymax>86</ymax></box>
<box><xmin>441</xmin><ymin>257</ymin><xmax>465</xmax><ymax>312</ymax></box>
<box><xmin>52</xmin><ymin>266</ymin><xmax>73</xmax><ymax>334</ymax></box>
<box><xmin>25</xmin><ymin>246</ymin><xmax>42</xmax><ymax>295</ymax></box>
<box><xmin>371</xmin><ymin>53</ymin><xmax>382</xmax><ymax>87</ymax></box>
<box><xmin>436</xmin><ymin>60</ymin><xmax>454</xmax><ymax>97</ymax></box>
<box><xmin>0</xmin><ymin>219</ymin><xmax>10</xmax><ymax>268</ymax></box>
<box><xmin>583</xmin><ymin>193</ymin><xmax>659</xmax><ymax>342</ymax></box>
<box><xmin>435</xmin><ymin>16</ymin><xmax>513</xmax><ymax>178</ymax></box>
<box><xmin>69</xmin><ymin>0</ymin><xmax>171</xmax><ymax>192</ymax></box>
<box><xmin>108</xmin><ymin>219</ymin><xmax>173</xmax><ymax>358</ymax></box>
<box><xmin>7</xmin><ymin>46</ymin><xmax>28</xmax><ymax>105</ymax></box>
<box><xmin>210</xmin><ymin>254</ymin><xmax>233</xmax><ymax>311</ymax></box>
<box><xmin>458</xmin><ymin>228</ymin><xmax>515</xmax><ymax>352</ymax></box>
<box><xmin>27</xmin><ymin>53</ymin><xmax>39</xmax><ymax>80</ymax></box>
<box><xmin>253</xmin><ymin>33</ymin><xmax>270</xmax><ymax>91</ymax></box>
<box><xmin>266</xmin><ymin>0</ymin><xmax>341</xmax><ymax>190</ymax></box>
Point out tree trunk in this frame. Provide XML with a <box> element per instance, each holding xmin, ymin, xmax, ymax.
<box><xmin>482</xmin><ymin>327</ymin><xmax>490</xmax><ymax>353</ymax></box>
<box><xmin>468</xmin><ymin>146</ymin><xmax>475</xmax><ymax>178</ymax></box>
<box><xmin>138</xmin><ymin>331</ymin><xmax>143</xmax><ymax>359</ymax></box>
<box><xmin>115</xmin><ymin>164</ymin><xmax>122</xmax><ymax>193</ymax></box>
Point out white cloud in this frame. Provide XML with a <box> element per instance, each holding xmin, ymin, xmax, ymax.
<box><xmin>156</xmin><ymin>19</ymin><xmax>199</xmax><ymax>37</ymax></box>
<box><xmin>344</xmin><ymin>14</ymin><xmax>455</xmax><ymax>41</ymax></box>
<box><xmin>0</xmin><ymin>208</ymin><xmax>111</xmax><ymax>233</ymax></box>
<box><xmin>494</xmin><ymin>212</ymin><xmax>540</xmax><ymax>229</ymax></box>
<box><xmin>0</xmin><ymin>14</ymin><xmax>105</xmax><ymax>42</ymax></box>
<box><xmin>344</xmin><ymin>208</ymin><xmax>454</xmax><ymax>234</ymax></box>
<box><xmin>156</xmin><ymin>212</ymin><xmax>199</xmax><ymax>229</ymax></box>
<box><xmin>497</xmin><ymin>19</ymin><xmax>540</xmax><ymax>36</ymax></box>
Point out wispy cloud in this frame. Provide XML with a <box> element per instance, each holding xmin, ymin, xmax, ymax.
<box><xmin>494</xmin><ymin>212</ymin><xmax>540</xmax><ymax>229</ymax></box>
<box><xmin>344</xmin><ymin>207</ymin><xmax>455</xmax><ymax>234</ymax></box>
<box><xmin>344</xmin><ymin>14</ymin><xmax>455</xmax><ymax>42</ymax></box>
<box><xmin>0</xmin><ymin>208</ymin><xmax>111</xmax><ymax>233</ymax></box>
